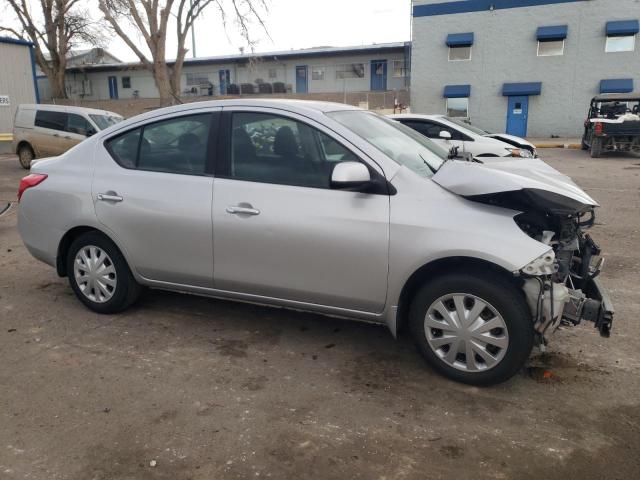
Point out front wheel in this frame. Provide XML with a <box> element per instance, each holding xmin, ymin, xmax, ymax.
<box><xmin>409</xmin><ymin>271</ymin><xmax>534</xmax><ymax>386</ymax></box>
<box><xmin>67</xmin><ymin>232</ymin><xmax>141</xmax><ymax>314</ymax></box>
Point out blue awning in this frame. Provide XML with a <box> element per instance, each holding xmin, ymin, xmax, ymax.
<box><xmin>444</xmin><ymin>85</ymin><xmax>471</xmax><ymax>98</ymax></box>
<box><xmin>446</xmin><ymin>33</ymin><xmax>474</xmax><ymax>47</ymax></box>
<box><xmin>600</xmin><ymin>79</ymin><xmax>634</xmax><ymax>94</ymax></box>
<box><xmin>537</xmin><ymin>25</ymin><xmax>568</xmax><ymax>41</ymax></box>
<box><xmin>606</xmin><ymin>20</ymin><xmax>639</xmax><ymax>36</ymax></box>
<box><xmin>502</xmin><ymin>82</ymin><xmax>542</xmax><ymax>96</ymax></box>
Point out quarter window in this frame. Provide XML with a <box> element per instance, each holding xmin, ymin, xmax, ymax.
<box><xmin>447</xmin><ymin>98</ymin><xmax>469</xmax><ymax>118</ymax></box>
<box><xmin>605</xmin><ymin>35</ymin><xmax>635</xmax><ymax>52</ymax></box>
<box><xmin>35</xmin><ymin>110</ymin><xmax>66</xmax><ymax>131</ymax></box>
<box><xmin>537</xmin><ymin>39</ymin><xmax>565</xmax><ymax>56</ymax></box>
<box><xmin>448</xmin><ymin>46</ymin><xmax>471</xmax><ymax>61</ymax></box>
<box><xmin>105</xmin><ymin>114</ymin><xmax>212</xmax><ymax>175</ymax></box>
<box><xmin>226</xmin><ymin>112</ymin><xmax>360</xmax><ymax>189</ymax></box>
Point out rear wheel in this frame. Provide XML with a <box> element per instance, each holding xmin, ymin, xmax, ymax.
<box><xmin>409</xmin><ymin>271</ymin><xmax>534</xmax><ymax>386</ymax></box>
<box><xmin>17</xmin><ymin>144</ymin><xmax>34</xmax><ymax>169</ymax></box>
<box><xmin>67</xmin><ymin>232</ymin><xmax>141</xmax><ymax>314</ymax></box>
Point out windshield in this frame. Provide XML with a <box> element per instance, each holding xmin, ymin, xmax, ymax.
<box><xmin>90</xmin><ymin>114</ymin><xmax>124</xmax><ymax>130</ymax></box>
<box><xmin>445</xmin><ymin>116</ymin><xmax>490</xmax><ymax>136</ymax></box>
<box><xmin>327</xmin><ymin>110</ymin><xmax>446</xmax><ymax>177</ymax></box>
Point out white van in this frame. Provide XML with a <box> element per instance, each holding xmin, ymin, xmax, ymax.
<box><xmin>12</xmin><ymin>104</ymin><xmax>123</xmax><ymax>168</ymax></box>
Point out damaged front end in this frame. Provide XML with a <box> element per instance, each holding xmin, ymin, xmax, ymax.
<box><xmin>472</xmin><ymin>189</ymin><xmax>614</xmax><ymax>344</ymax></box>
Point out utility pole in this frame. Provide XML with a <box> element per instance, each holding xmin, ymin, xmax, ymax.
<box><xmin>190</xmin><ymin>0</ymin><xmax>197</xmax><ymax>58</ymax></box>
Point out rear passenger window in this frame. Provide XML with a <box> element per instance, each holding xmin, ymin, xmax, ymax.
<box><xmin>35</xmin><ymin>110</ymin><xmax>66</xmax><ymax>131</ymax></box>
<box><xmin>105</xmin><ymin>113</ymin><xmax>212</xmax><ymax>175</ymax></box>
<box><xmin>227</xmin><ymin>112</ymin><xmax>360</xmax><ymax>188</ymax></box>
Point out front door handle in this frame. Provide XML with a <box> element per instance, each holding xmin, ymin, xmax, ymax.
<box><xmin>226</xmin><ymin>205</ymin><xmax>260</xmax><ymax>216</ymax></box>
<box><xmin>97</xmin><ymin>193</ymin><xmax>123</xmax><ymax>203</ymax></box>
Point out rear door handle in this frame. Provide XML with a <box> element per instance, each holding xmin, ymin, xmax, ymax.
<box><xmin>226</xmin><ymin>205</ymin><xmax>260</xmax><ymax>216</ymax></box>
<box><xmin>97</xmin><ymin>193</ymin><xmax>123</xmax><ymax>203</ymax></box>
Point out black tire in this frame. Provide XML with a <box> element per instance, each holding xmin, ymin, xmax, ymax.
<box><xmin>581</xmin><ymin>136</ymin><xmax>589</xmax><ymax>151</ymax></box>
<box><xmin>17</xmin><ymin>143</ymin><xmax>35</xmax><ymax>169</ymax></box>
<box><xmin>66</xmin><ymin>232</ymin><xmax>141</xmax><ymax>314</ymax></box>
<box><xmin>590</xmin><ymin>138</ymin><xmax>602</xmax><ymax>158</ymax></box>
<box><xmin>409</xmin><ymin>270</ymin><xmax>534</xmax><ymax>386</ymax></box>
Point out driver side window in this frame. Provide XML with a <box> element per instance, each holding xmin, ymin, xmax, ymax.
<box><xmin>227</xmin><ymin>112</ymin><xmax>360</xmax><ymax>189</ymax></box>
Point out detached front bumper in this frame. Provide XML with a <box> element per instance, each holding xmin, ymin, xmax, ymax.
<box><xmin>563</xmin><ymin>277</ymin><xmax>614</xmax><ymax>337</ymax></box>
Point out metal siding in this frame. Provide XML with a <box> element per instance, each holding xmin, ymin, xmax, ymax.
<box><xmin>0</xmin><ymin>42</ymin><xmax>37</xmax><ymax>135</ymax></box>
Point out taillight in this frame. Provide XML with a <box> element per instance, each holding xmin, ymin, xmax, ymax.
<box><xmin>18</xmin><ymin>174</ymin><xmax>47</xmax><ymax>202</ymax></box>
<box><xmin>595</xmin><ymin>122</ymin><xmax>603</xmax><ymax>136</ymax></box>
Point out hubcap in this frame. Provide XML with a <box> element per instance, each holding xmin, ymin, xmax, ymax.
<box><xmin>424</xmin><ymin>294</ymin><xmax>509</xmax><ymax>372</ymax></box>
<box><xmin>73</xmin><ymin>246</ymin><xmax>117</xmax><ymax>303</ymax></box>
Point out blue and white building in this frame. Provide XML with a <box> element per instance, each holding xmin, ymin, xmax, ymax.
<box><xmin>410</xmin><ymin>0</ymin><xmax>640</xmax><ymax>137</ymax></box>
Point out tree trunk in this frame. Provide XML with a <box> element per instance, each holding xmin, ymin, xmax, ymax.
<box><xmin>46</xmin><ymin>68</ymin><xmax>67</xmax><ymax>99</ymax></box>
<box><xmin>153</xmin><ymin>61</ymin><xmax>173</xmax><ymax>107</ymax></box>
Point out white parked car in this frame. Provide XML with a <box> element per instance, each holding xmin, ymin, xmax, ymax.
<box><xmin>389</xmin><ymin>114</ymin><xmax>537</xmax><ymax>159</ymax></box>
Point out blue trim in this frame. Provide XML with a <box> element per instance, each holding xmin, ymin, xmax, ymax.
<box><xmin>444</xmin><ymin>84</ymin><xmax>471</xmax><ymax>98</ymax></box>
<box><xmin>0</xmin><ymin>35</ymin><xmax>33</xmax><ymax>46</ymax></box>
<box><xmin>502</xmin><ymin>82</ymin><xmax>542</xmax><ymax>96</ymax></box>
<box><xmin>446</xmin><ymin>32</ymin><xmax>474</xmax><ymax>46</ymax></box>
<box><xmin>29</xmin><ymin>46</ymin><xmax>40</xmax><ymax>104</ymax></box>
<box><xmin>600</xmin><ymin>79</ymin><xmax>634</xmax><ymax>94</ymax></box>
<box><xmin>537</xmin><ymin>25</ymin><xmax>568</xmax><ymax>41</ymax></box>
<box><xmin>414</xmin><ymin>0</ymin><xmax>587</xmax><ymax>17</ymax></box>
<box><xmin>606</xmin><ymin>20</ymin><xmax>640</xmax><ymax>37</ymax></box>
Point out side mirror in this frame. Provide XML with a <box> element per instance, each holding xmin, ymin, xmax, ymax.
<box><xmin>439</xmin><ymin>130</ymin><xmax>452</xmax><ymax>140</ymax></box>
<box><xmin>331</xmin><ymin>162</ymin><xmax>371</xmax><ymax>190</ymax></box>
<box><xmin>86</xmin><ymin>128</ymin><xmax>96</xmax><ymax>137</ymax></box>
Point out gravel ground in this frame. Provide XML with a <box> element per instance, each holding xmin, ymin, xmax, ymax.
<box><xmin>0</xmin><ymin>149</ymin><xmax>638</xmax><ymax>479</ymax></box>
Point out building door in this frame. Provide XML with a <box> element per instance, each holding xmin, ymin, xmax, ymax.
<box><xmin>506</xmin><ymin>96</ymin><xmax>529</xmax><ymax>137</ymax></box>
<box><xmin>370</xmin><ymin>60</ymin><xmax>387</xmax><ymax>91</ymax></box>
<box><xmin>108</xmin><ymin>76</ymin><xmax>119</xmax><ymax>99</ymax></box>
<box><xmin>296</xmin><ymin>66</ymin><xmax>308</xmax><ymax>93</ymax></box>
<box><xmin>219</xmin><ymin>69</ymin><xmax>230</xmax><ymax>95</ymax></box>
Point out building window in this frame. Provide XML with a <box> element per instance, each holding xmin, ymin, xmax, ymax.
<box><xmin>537</xmin><ymin>39</ymin><xmax>564</xmax><ymax>56</ymax></box>
<box><xmin>268</xmin><ymin>68</ymin><xmax>277</xmax><ymax>79</ymax></box>
<box><xmin>336</xmin><ymin>63</ymin><xmax>365</xmax><ymax>79</ymax></box>
<box><xmin>186</xmin><ymin>72</ymin><xmax>209</xmax><ymax>86</ymax></box>
<box><xmin>448</xmin><ymin>46</ymin><xmax>471</xmax><ymax>61</ymax></box>
<box><xmin>122</xmin><ymin>76</ymin><xmax>131</xmax><ymax>89</ymax></box>
<box><xmin>311</xmin><ymin>66</ymin><xmax>325</xmax><ymax>81</ymax></box>
<box><xmin>446</xmin><ymin>98</ymin><xmax>469</xmax><ymax>118</ymax></box>
<box><xmin>605</xmin><ymin>35</ymin><xmax>635</xmax><ymax>52</ymax></box>
<box><xmin>393</xmin><ymin>60</ymin><xmax>408</xmax><ymax>77</ymax></box>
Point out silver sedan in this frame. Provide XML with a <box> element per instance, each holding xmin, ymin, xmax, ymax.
<box><xmin>17</xmin><ymin>99</ymin><xmax>612</xmax><ymax>385</ymax></box>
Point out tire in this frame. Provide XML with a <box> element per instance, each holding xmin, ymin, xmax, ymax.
<box><xmin>581</xmin><ymin>136</ymin><xmax>589</xmax><ymax>151</ymax></box>
<box><xmin>17</xmin><ymin>144</ymin><xmax>35</xmax><ymax>169</ymax></box>
<box><xmin>409</xmin><ymin>270</ymin><xmax>534</xmax><ymax>386</ymax></box>
<box><xmin>590</xmin><ymin>138</ymin><xmax>602</xmax><ymax>158</ymax></box>
<box><xmin>66</xmin><ymin>232</ymin><xmax>141</xmax><ymax>314</ymax></box>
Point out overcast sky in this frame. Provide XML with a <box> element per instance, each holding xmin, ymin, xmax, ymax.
<box><xmin>104</xmin><ymin>0</ymin><xmax>412</xmax><ymax>62</ymax></box>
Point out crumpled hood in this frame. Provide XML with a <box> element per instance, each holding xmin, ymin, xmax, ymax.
<box><xmin>432</xmin><ymin>157</ymin><xmax>598</xmax><ymax>208</ymax></box>
<box><xmin>485</xmin><ymin>133</ymin><xmax>535</xmax><ymax>149</ymax></box>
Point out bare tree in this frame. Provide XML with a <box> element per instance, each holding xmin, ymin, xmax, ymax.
<box><xmin>99</xmin><ymin>0</ymin><xmax>268</xmax><ymax>106</ymax></box>
<box><xmin>1</xmin><ymin>0</ymin><xmax>105</xmax><ymax>99</ymax></box>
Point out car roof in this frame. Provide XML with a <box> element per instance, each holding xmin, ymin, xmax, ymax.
<box><xmin>592</xmin><ymin>93</ymin><xmax>640</xmax><ymax>102</ymax></box>
<box><xmin>107</xmin><ymin>98</ymin><xmax>362</xmax><ymax>130</ymax></box>
<box><xmin>19</xmin><ymin>103</ymin><xmax>122</xmax><ymax>117</ymax></box>
<box><xmin>388</xmin><ymin>113</ymin><xmax>445</xmax><ymax>121</ymax></box>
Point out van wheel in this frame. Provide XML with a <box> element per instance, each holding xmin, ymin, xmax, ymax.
<box><xmin>66</xmin><ymin>232</ymin><xmax>141</xmax><ymax>314</ymax></box>
<box><xmin>17</xmin><ymin>144</ymin><xmax>35</xmax><ymax>169</ymax></box>
<box><xmin>590</xmin><ymin>138</ymin><xmax>602</xmax><ymax>158</ymax></box>
<box><xmin>409</xmin><ymin>271</ymin><xmax>533</xmax><ymax>386</ymax></box>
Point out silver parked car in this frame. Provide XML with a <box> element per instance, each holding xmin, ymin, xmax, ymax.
<box><xmin>17</xmin><ymin>100</ymin><xmax>613</xmax><ymax>385</ymax></box>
